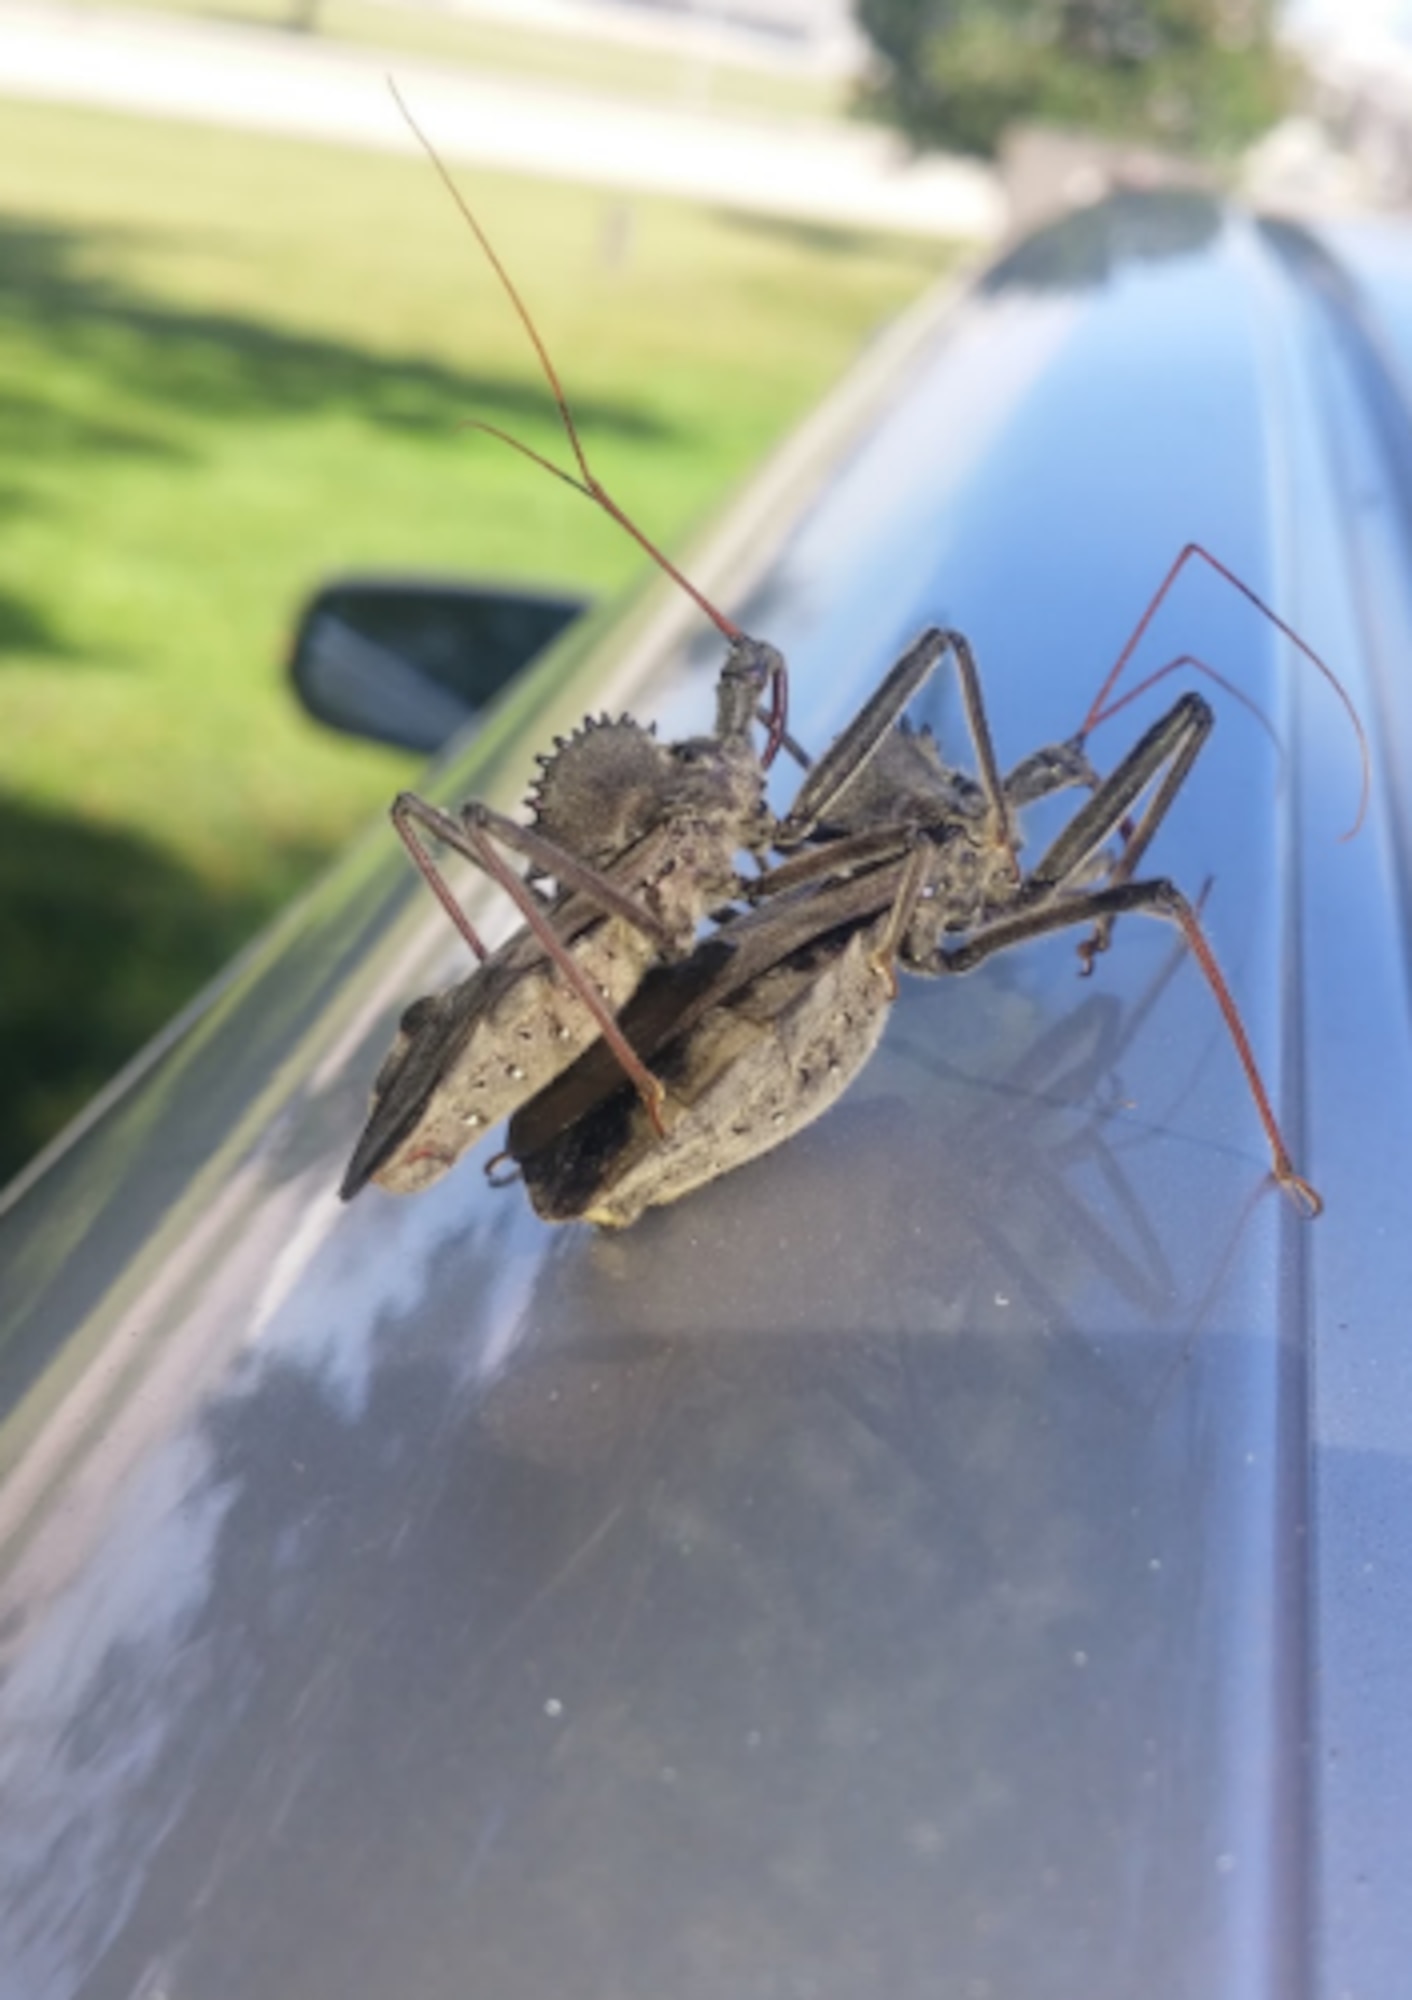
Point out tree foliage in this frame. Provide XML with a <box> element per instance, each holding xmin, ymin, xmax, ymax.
<box><xmin>856</xmin><ymin>0</ymin><xmax>1291</xmax><ymax>161</ymax></box>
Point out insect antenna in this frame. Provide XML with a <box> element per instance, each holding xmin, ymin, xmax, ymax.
<box><xmin>388</xmin><ymin>81</ymin><xmax>790</xmax><ymax>758</ymax></box>
<box><xmin>1087</xmin><ymin>652</ymin><xmax>1283</xmax><ymax>759</ymax></box>
<box><xmin>1079</xmin><ymin>542</ymin><xmax>1369</xmax><ymax>839</ymax></box>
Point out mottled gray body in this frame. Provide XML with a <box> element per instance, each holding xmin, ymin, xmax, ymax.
<box><xmin>519</xmin><ymin>915</ymin><xmax>892</xmax><ymax>1229</ymax></box>
<box><xmin>354</xmin><ymin>910</ymin><xmax>658</xmax><ymax>1198</ymax></box>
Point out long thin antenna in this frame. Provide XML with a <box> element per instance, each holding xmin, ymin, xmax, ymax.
<box><xmin>1080</xmin><ymin>542</ymin><xmax>1369</xmax><ymax>841</ymax></box>
<box><xmin>1087</xmin><ymin>652</ymin><xmax>1283</xmax><ymax>759</ymax></box>
<box><xmin>388</xmin><ymin>78</ymin><xmax>745</xmax><ymax>647</ymax></box>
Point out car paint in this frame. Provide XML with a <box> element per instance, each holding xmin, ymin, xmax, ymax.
<box><xmin>1</xmin><ymin>192</ymin><xmax>1409</xmax><ymax>2000</ymax></box>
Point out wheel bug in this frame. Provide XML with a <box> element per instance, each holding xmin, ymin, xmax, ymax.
<box><xmin>341</xmin><ymin>90</ymin><xmax>794</xmax><ymax>1201</ymax></box>
<box><xmin>504</xmin><ymin>553</ymin><xmax>1368</xmax><ymax>1228</ymax></box>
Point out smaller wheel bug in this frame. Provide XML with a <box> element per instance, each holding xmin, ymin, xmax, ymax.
<box><xmin>341</xmin><ymin>90</ymin><xmax>794</xmax><ymax>1201</ymax></box>
<box><xmin>503</xmin><ymin>554</ymin><xmax>1368</xmax><ymax>1228</ymax></box>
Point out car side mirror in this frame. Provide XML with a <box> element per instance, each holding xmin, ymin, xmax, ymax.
<box><xmin>287</xmin><ymin>577</ymin><xmax>588</xmax><ymax>753</ymax></box>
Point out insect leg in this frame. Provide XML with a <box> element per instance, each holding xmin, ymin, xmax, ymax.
<box><xmin>750</xmin><ymin>823</ymin><xmax>916</xmax><ymax>900</ymax></box>
<box><xmin>393</xmin><ymin>792</ymin><xmax>674</xmax><ymax>1135</ymax></box>
<box><xmin>454</xmin><ymin>808</ymin><xmax>671</xmax><ymax>1138</ymax></box>
<box><xmin>1023</xmin><ymin>691</ymin><xmax>1213</xmax><ymax>973</ymax></box>
<box><xmin>457</xmin><ymin>803</ymin><xmax>684</xmax><ymax>952</ymax></box>
<box><xmin>866</xmin><ymin>838</ymin><xmax>935</xmax><ymax>999</ymax></box>
<box><xmin>1026</xmin><ymin>693</ymin><xmax>1212</xmax><ymax>895</ymax></box>
<box><xmin>1001</xmin><ymin>738</ymin><xmax>1101</xmax><ymax>809</ymax></box>
<box><xmin>782</xmin><ymin>629</ymin><xmax>1016</xmax><ymax>872</ymax></box>
<box><xmin>933</xmin><ymin>874</ymin><xmax>1318</xmax><ymax>1216</ymax></box>
<box><xmin>394</xmin><ymin>793</ymin><xmax>681</xmax><ymax>954</ymax></box>
<box><xmin>391</xmin><ymin>793</ymin><xmax>493</xmax><ymax>961</ymax></box>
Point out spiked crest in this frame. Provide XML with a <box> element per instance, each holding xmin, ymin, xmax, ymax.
<box><xmin>526</xmin><ymin>715</ymin><xmax>680</xmax><ymax>867</ymax></box>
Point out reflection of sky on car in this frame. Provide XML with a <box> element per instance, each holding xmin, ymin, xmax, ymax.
<box><xmin>741</xmin><ymin>293</ymin><xmax>1082</xmax><ymax>759</ymax></box>
<box><xmin>0</xmin><ymin>1429</ymin><xmax>234</xmax><ymax>2000</ymax></box>
<box><xmin>1287</xmin><ymin>0</ymin><xmax>1412</xmax><ymax>37</ymax></box>
<box><xmin>0</xmin><ymin>1150</ymin><xmax>550</xmax><ymax>1998</ymax></box>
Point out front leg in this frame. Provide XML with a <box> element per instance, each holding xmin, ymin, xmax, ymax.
<box><xmin>1023</xmin><ymin>692</ymin><xmax>1214</xmax><ymax>971</ymax></box>
<box><xmin>1002</xmin><ymin>737</ymin><xmax>1100</xmax><ymax>809</ymax></box>
<box><xmin>1025</xmin><ymin>694</ymin><xmax>1213</xmax><ymax>896</ymax></box>
<box><xmin>393</xmin><ymin>793</ymin><xmax>681</xmax><ymax>960</ymax></box>
<box><xmin>780</xmin><ymin>628</ymin><xmax>1017</xmax><ymax>874</ymax></box>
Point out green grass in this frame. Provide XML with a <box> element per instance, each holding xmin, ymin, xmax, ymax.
<box><xmin>73</xmin><ymin>0</ymin><xmax>849</xmax><ymax>122</ymax></box>
<box><xmin>0</xmin><ymin>98</ymin><xmax>944</xmax><ymax>1181</ymax></box>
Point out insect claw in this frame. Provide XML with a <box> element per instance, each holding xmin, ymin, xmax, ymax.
<box><xmin>1277</xmin><ymin>1166</ymin><xmax>1324</xmax><ymax>1220</ymax></box>
<box><xmin>1076</xmin><ymin>917</ymin><xmax>1113</xmax><ymax>977</ymax></box>
<box><xmin>644</xmin><ymin>1075</ymin><xmax>670</xmax><ymax>1140</ymax></box>
<box><xmin>867</xmin><ymin>949</ymin><xmax>900</xmax><ymax>1000</ymax></box>
<box><xmin>484</xmin><ymin>1149</ymin><xmax>522</xmax><ymax>1189</ymax></box>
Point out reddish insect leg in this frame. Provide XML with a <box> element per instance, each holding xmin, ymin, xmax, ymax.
<box><xmin>935</xmin><ymin>875</ymin><xmax>1320</xmax><ymax>1217</ymax></box>
<box><xmin>391</xmin><ymin>794</ymin><xmax>491</xmax><ymax>961</ymax></box>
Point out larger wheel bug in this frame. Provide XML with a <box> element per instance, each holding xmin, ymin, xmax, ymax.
<box><xmin>341</xmin><ymin>90</ymin><xmax>795</xmax><ymax>1201</ymax></box>
<box><xmin>505</xmin><ymin>553</ymin><xmax>1368</xmax><ymax>1228</ymax></box>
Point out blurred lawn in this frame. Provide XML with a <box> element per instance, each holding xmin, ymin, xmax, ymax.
<box><xmin>73</xmin><ymin>0</ymin><xmax>847</xmax><ymax>121</ymax></box>
<box><xmin>0</xmin><ymin>98</ymin><xmax>944</xmax><ymax>1183</ymax></box>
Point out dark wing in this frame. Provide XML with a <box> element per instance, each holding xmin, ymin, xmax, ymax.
<box><xmin>505</xmin><ymin>862</ymin><xmax>906</xmax><ymax>1164</ymax></box>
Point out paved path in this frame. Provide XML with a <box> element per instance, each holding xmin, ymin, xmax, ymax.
<box><xmin>433</xmin><ymin>0</ymin><xmax>863</xmax><ymax>79</ymax></box>
<box><xmin>0</xmin><ymin>1</ymin><xmax>1003</xmax><ymax>238</ymax></box>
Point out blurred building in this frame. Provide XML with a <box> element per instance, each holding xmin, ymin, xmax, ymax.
<box><xmin>489</xmin><ymin>0</ymin><xmax>868</xmax><ymax>73</ymax></box>
<box><xmin>1285</xmin><ymin>0</ymin><xmax>1412</xmax><ymax>202</ymax></box>
<box><xmin>581</xmin><ymin>0</ymin><xmax>854</xmax><ymax>41</ymax></box>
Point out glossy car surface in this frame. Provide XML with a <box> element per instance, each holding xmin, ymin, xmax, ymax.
<box><xmin>1</xmin><ymin>192</ymin><xmax>1409</xmax><ymax>2000</ymax></box>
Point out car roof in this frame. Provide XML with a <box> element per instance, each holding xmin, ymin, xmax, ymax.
<box><xmin>1</xmin><ymin>189</ymin><xmax>1408</xmax><ymax>1999</ymax></box>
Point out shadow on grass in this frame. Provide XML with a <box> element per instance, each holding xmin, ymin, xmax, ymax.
<box><xmin>0</xmin><ymin>215</ymin><xmax>672</xmax><ymax>461</ymax></box>
<box><xmin>0</xmin><ymin>792</ymin><xmax>326</xmax><ymax>1186</ymax></box>
<box><xmin>0</xmin><ymin>587</ymin><xmax>77</xmax><ymax>665</ymax></box>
